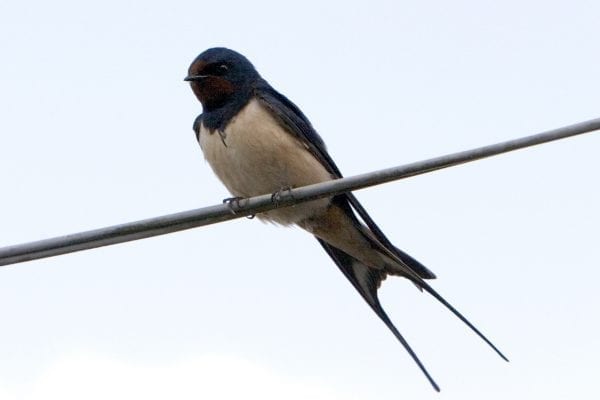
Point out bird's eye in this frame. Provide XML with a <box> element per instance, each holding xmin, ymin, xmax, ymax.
<box><xmin>214</xmin><ymin>64</ymin><xmax>229</xmax><ymax>76</ymax></box>
<box><xmin>203</xmin><ymin>63</ymin><xmax>229</xmax><ymax>76</ymax></box>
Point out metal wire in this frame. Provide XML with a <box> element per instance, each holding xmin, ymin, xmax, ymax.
<box><xmin>1</xmin><ymin>117</ymin><xmax>599</xmax><ymax>267</ymax></box>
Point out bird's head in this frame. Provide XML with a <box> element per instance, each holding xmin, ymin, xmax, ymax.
<box><xmin>185</xmin><ymin>47</ymin><xmax>260</xmax><ymax>111</ymax></box>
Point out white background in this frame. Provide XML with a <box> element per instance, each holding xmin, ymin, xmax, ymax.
<box><xmin>1</xmin><ymin>1</ymin><xmax>599</xmax><ymax>398</ymax></box>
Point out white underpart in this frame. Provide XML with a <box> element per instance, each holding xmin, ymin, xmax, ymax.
<box><xmin>198</xmin><ymin>98</ymin><xmax>333</xmax><ymax>225</ymax></box>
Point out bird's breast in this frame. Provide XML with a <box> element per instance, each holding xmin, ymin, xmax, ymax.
<box><xmin>198</xmin><ymin>98</ymin><xmax>333</xmax><ymax>225</ymax></box>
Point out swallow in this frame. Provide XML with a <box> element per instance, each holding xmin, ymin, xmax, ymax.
<box><xmin>185</xmin><ymin>47</ymin><xmax>507</xmax><ymax>391</ymax></box>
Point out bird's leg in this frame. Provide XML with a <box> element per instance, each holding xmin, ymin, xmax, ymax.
<box><xmin>271</xmin><ymin>186</ymin><xmax>294</xmax><ymax>207</ymax></box>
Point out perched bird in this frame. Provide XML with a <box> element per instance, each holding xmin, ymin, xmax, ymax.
<box><xmin>185</xmin><ymin>47</ymin><xmax>507</xmax><ymax>391</ymax></box>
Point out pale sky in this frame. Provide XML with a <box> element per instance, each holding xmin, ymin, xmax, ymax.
<box><xmin>1</xmin><ymin>1</ymin><xmax>599</xmax><ymax>399</ymax></box>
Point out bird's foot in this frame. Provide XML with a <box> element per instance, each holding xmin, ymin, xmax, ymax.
<box><xmin>271</xmin><ymin>186</ymin><xmax>294</xmax><ymax>207</ymax></box>
<box><xmin>222</xmin><ymin>196</ymin><xmax>248</xmax><ymax>215</ymax></box>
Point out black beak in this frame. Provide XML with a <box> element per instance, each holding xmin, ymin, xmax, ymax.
<box><xmin>184</xmin><ymin>74</ymin><xmax>207</xmax><ymax>82</ymax></box>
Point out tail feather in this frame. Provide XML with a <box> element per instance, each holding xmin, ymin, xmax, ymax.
<box><xmin>417</xmin><ymin>279</ymin><xmax>509</xmax><ymax>361</ymax></box>
<box><xmin>316</xmin><ymin>225</ymin><xmax>508</xmax><ymax>391</ymax></box>
<box><xmin>318</xmin><ymin>239</ymin><xmax>441</xmax><ymax>392</ymax></box>
<box><xmin>310</xmin><ymin>196</ymin><xmax>506</xmax><ymax>391</ymax></box>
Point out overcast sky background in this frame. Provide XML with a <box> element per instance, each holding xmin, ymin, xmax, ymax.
<box><xmin>1</xmin><ymin>1</ymin><xmax>599</xmax><ymax>399</ymax></box>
